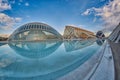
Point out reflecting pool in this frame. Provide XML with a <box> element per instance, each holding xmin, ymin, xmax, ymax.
<box><xmin>0</xmin><ymin>39</ymin><xmax>103</xmax><ymax>80</ymax></box>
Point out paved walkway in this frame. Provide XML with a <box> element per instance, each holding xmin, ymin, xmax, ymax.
<box><xmin>90</xmin><ymin>42</ymin><xmax>114</xmax><ymax>80</ymax></box>
<box><xmin>58</xmin><ymin>41</ymin><xmax>114</xmax><ymax>80</ymax></box>
<box><xmin>109</xmin><ymin>40</ymin><xmax>120</xmax><ymax>80</ymax></box>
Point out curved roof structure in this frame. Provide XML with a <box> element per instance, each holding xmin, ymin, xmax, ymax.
<box><xmin>9</xmin><ymin>22</ymin><xmax>62</xmax><ymax>41</ymax></box>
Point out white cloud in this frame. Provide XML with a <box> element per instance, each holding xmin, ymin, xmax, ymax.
<box><xmin>0</xmin><ymin>13</ymin><xmax>22</xmax><ymax>31</ymax></box>
<box><xmin>0</xmin><ymin>0</ymin><xmax>22</xmax><ymax>33</ymax></box>
<box><xmin>82</xmin><ymin>0</ymin><xmax>120</xmax><ymax>32</ymax></box>
<box><xmin>0</xmin><ymin>0</ymin><xmax>11</xmax><ymax>11</ymax></box>
<box><xmin>82</xmin><ymin>7</ymin><xmax>95</xmax><ymax>15</ymax></box>
<box><xmin>25</xmin><ymin>2</ymin><xmax>29</xmax><ymax>6</ymax></box>
<box><xmin>15</xmin><ymin>18</ymin><xmax>22</xmax><ymax>22</ymax></box>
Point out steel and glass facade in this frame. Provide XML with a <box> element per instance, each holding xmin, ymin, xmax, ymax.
<box><xmin>8</xmin><ymin>22</ymin><xmax>62</xmax><ymax>41</ymax></box>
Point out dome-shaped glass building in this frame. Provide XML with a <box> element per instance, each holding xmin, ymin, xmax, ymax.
<box><xmin>8</xmin><ymin>22</ymin><xmax>62</xmax><ymax>41</ymax></box>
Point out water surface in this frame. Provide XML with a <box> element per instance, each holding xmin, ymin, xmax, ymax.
<box><xmin>0</xmin><ymin>39</ymin><xmax>103</xmax><ymax>80</ymax></box>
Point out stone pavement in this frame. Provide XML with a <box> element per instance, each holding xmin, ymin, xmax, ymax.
<box><xmin>58</xmin><ymin>41</ymin><xmax>114</xmax><ymax>80</ymax></box>
<box><xmin>90</xmin><ymin>42</ymin><xmax>114</xmax><ymax>80</ymax></box>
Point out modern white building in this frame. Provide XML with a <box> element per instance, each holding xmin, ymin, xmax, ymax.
<box><xmin>109</xmin><ymin>23</ymin><xmax>120</xmax><ymax>43</ymax></box>
<box><xmin>8</xmin><ymin>22</ymin><xmax>62</xmax><ymax>41</ymax></box>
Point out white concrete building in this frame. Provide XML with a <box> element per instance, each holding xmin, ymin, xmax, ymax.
<box><xmin>109</xmin><ymin>23</ymin><xmax>120</xmax><ymax>43</ymax></box>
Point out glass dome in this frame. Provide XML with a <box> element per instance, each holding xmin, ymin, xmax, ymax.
<box><xmin>8</xmin><ymin>22</ymin><xmax>62</xmax><ymax>41</ymax></box>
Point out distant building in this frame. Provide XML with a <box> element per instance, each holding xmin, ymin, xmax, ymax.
<box><xmin>0</xmin><ymin>37</ymin><xmax>8</xmax><ymax>41</ymax></box>
<box><xmin>8</xmin><ymin>22</ymin><xmax>62</xmax><ymax>41</ymax></box>
<box><xmin>0</xmin><ymin>34</ymin><xmax>10</xmax><ymax>41</ymax></box>
<box><xmin>63</xmin><ymin>25</ymin><xmax>95</xmax><ymax>39</ymax></box>
<box><xmin>96</xmin><ymin>31</ymin><xmax>105</xmax><ymax>39</ymax></box>
<box><xmin>109</xmin><ymin>23</ymin><xmax>120</xmax><ymax>43</ymax></box>
<box><xmin>0</xmin><ymin>34</ymin><xmax>10</xmax><ymax>38</ymax></box>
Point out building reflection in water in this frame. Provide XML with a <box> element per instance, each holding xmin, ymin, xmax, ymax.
<box><xmin>0</xmin><ymin>43</ymin><xmax>7</xmax><ymax>46</ymax></box>
<box><xmin>0</xmin><ymin>40</ymin><xmax>102</xmax><ymax>80</ymax></box>
<box><xmin>64</xmin><ymin>39</ymin><xmax>95</xmax><ymax>52</ymax></box>
<box><xmin>96</xmin><ymin>39</ymin><xmax>105</xmax><ymax>46</ymax></box>
<box><xmin>8</xmin><ymin>41</ymin><xmax>62</xmax><ymax>59</ymax></box>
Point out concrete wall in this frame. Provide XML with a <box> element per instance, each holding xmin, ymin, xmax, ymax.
<box><xmin>63</xmin><ymin>26</ymin><xmax>95</xmax><ymax>39</ymax></box>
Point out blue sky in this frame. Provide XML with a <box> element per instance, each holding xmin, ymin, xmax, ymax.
<box><xmin>0</xmin><ymin>0</ymin><xmax>119</xmax><ymax>35</ymax></box>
